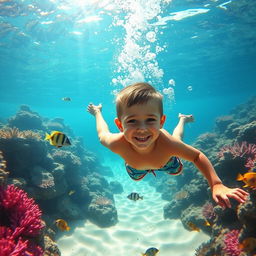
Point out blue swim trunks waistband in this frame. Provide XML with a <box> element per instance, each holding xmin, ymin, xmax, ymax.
<box><xmin>125</xmin><ymin>156</ymin><xmax>183</xmax><ymax>181</ymax></box>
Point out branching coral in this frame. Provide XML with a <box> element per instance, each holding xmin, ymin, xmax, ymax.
<box><xmin>202</xmin><ymin>202</ymin><xmax>216</xmax><ymax>221</ymax></box>
<box><xmin>218</xmin><ymin>141</ymin><xmax>256</xmax><ymax>168</ymax></box>
<box><xmin>52</xmin><ymin>150</ymin><xmax>81</xmax><ymax>166</ymax></box>
<box><xmin>0</xmin><ymin>127</ymin><xmax>41</xmax><ymax>140</ymax></box>
<box><xmin>0</xmin><ymin>184</ymin><xmax>44</xmax><ymax>255</ymax></box>
<box><xmin>223</xmin><ymin>229</ymin><xmax>242</xmax><ymax>256</ymax></box>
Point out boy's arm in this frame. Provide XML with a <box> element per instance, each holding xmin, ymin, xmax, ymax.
<box><xmin>192</xmin><ymin>151</ymin><xmax>222</xmax><ymax>189</ymax></box>
<box><xmin>191</xmin><ymin>150</ymin><xmax>248</xmax><ymax>208</ymax></box>
<box><xmin>87</xmin><ymin>103</ymin><xmax>122</xmax><ymax>149</ymax></box>
<box><xmin>165</xmin><ymin>135</ymin><xmax>248</xmax><ymax>208</ymax></box>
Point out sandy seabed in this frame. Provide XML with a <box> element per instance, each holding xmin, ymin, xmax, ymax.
<box><xmin>57</xmin><ymin>172</ymin><xmax>209</xmax><ymax>256</ymax></box>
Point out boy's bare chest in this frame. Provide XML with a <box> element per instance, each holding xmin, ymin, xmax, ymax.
<box><xmin>119</xmin><ymin>145</ymin><xmax>172</xmax><ymax>170</ymax></box>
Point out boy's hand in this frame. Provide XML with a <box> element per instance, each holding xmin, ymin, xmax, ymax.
<box><xmin>87</xmin><ymin>103</ymin><xmax>102</xmax><ymax>116</ymax></box>
<box><xmin>212</xmin><ymin>183</ymin><xmax>249</xmax><ymax>209</ymax></box>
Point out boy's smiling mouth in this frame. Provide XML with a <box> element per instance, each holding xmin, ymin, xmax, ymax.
<box><xmin>134</xmin><ymin>135</ymin><xmax>151</xmax><ymax>142</ymax></box>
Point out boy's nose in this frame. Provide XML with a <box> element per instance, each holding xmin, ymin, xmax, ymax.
<box><xmin>137</xmin><ymin>122</ymin><xmax>147</xmax><ymax>130</ymax></box>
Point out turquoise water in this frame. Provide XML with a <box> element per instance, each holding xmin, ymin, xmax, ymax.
<box><xmin>0</xmin><ymin>1</ymin><xmax>256</xmax><ymax>255</ymax></box>
<box><xmin>0</xmin><ymin>0</ymin><xmax>255</xmax><ymax>163</ymax></box>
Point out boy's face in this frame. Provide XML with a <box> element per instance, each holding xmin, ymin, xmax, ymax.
<box><xmin>115</xmin><ymin>99</ymin><xmax>166</xmax><ymax>153</ymax></box>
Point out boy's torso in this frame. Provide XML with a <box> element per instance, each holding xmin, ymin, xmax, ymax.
<box><xmin>114</xmin><ymin>129</ymin><xmax>176</xmax><ymax>170</ymax></box>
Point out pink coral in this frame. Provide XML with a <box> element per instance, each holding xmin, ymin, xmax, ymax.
<box><xmin>223</xmin><ymin>229</ymin><xmax>242</xmax><ymax>256</ymax></box>
<box><xmin>0</xmin><ymin>185</ymin><xmax>44</xmax><ymax>255</ymax></box>
<box><xmin>218</xmin><ymin>141</ymin><xmax>256</xmax><ymax>168</ymax></box>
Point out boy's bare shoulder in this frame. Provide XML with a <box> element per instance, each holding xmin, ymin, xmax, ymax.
<box><xmin>103</xmin><ymin>132</ymin><xmax>127</xmax><ymax>153</ymax></box>
<box><xmin>160</xmin><ymin>128</ymin><xmax>171</xmax><ymax>136</ymax></box>
<box><xmin>160</xmin><ymin>129</ymin><xmax>200</xmax><ymax>161</ymax></box>
<box><xmin>160</xmin><ymin>129</ymin><xmax>176</xmax><ymax>141</ymax></box>
<box><xmin>159</xmin><ymin>129</ymin><xmax>185</xmax><ymax>150</ymax></box>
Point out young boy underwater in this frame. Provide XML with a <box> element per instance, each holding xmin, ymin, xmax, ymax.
<box><xmin>87</xmin><ymin>82</ymin><xmax>248</xmax><ymax>209</ymax></box>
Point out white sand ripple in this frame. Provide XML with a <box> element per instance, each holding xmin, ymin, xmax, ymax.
<box><xmin>57</xmin><ymin>177</ymin><xmax>209</xmax><ymax>256</ymax></box>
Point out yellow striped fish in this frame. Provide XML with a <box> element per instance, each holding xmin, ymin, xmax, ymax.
<box><xmin>45</xmin><ymin>131</ymin><xmax>71</xmax><ymax>148</ymax></box>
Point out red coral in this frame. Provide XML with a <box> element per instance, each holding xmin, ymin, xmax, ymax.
<box><xmin>0</xmin><ymin>237</ymin><xmax>28</xmax><ymax>256</ymax></box>
<box><xmin>223</xmin><ymin>230</ymin><xmax>242</xmax><ymax>256</ymax></box>
<box><xmin>0</xmin><ymin>185</ymin><xmax>44</xmax><ymax>255</ymax></box>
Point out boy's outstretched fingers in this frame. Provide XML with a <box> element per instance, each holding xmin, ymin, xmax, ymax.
<box><xmin>227</xmin><ymin>188</ymin><xmax>249</xmax><ymax>203</ymax></box>
<box><xmin>220</xmin><ymin>195</ymin><xmax>231</xmax><ymax>209</ymax></box>
<box><xmin>212</xmin><ymin>184</ymin><xmax>249</xmax><ymax>209</ymax></box>
<box><xmin>213</xmin><ymin>194</ymin><xmax>227</xmax><ymax>209</ymax></box>
<box><xmin>218</xmin><ymin>199</ymin><xmax>227</xmax><ymax>209</ymax></box>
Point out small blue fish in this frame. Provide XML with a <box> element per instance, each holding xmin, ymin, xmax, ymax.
<box><xmin>62</xmin><ymin>97</ymin><xmax>71</xmax><ymax>101</ymax></box>
<box><xmin>142</xmin><ymin>247</ymin><xmax>159</xmax><ymax>256</ymax></box>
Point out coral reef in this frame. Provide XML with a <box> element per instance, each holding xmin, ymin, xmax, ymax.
<box><xmin>0</xmin><ymin>151</ymin><xmax>8</xmax><ymax>187</ymax></box>
<box><xmin>88</xmin><ymin>195</ymin><xmax>118</xmax><ymax>228</ymax></box>
<box><xmin>0</xmin><ymin>104</ymin><xmax>120</xmax><ymax>252</ymax></box>
<box><xmin>162</xmin><ymin>96</ymin><xmax>256</xmax><ymax>255</ymax></box>
<box><xmin>0</xmin><ymin>127</ymin><xmax>42</xmax><ymax>140</ymax></box>
<box><xmin>8</xmin><ymin>105</ymin><xmax>44</xmax><ymax>131</ymax></box>
<box><xmin>202</xmin><ymin>202</ymin><xmax>216</xmax><ymax>222</ymax></box>
<box><xmin>218</xmin><ymin>141</ymin><xmax>256</xmax><ymax>169</ymax></box>
<box><xmin>223</xmin><ymin>230</ymin><xmax>242</xmax><ymax>256</ymax></box>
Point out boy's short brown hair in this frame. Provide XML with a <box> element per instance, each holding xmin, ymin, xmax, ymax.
<box><xmin>115</xmin><ymin>82</ymin><xmax>163</xmax><ymax>119</ymax></box>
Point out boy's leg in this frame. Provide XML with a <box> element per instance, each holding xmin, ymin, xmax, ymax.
<box><xmin>172</xmin><ymin>113</ymin><xmax>194</xmax><ymax>141</ymax></box>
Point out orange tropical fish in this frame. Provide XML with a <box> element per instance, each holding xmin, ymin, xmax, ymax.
<box><xmin>237</xmin><ymin>171</ymin><xmax>256</xmax><ymax>188</ymax></box>
<box><xmin>55</xmin><ymin>219</ymin><xmax>70</xmax><ymax>231</ymax></box>
<box><xmin>187</xmin><ymin>222</ymin><xmax>200</xmax><ymax>232</ymax></box>
<box><xmin>239</xmin><ymin>237</ymin><xmax>256</xmax><ymax>252</ymax></box>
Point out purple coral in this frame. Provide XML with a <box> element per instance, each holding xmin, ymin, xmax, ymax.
<box><xmin>223</xmin><ymin>230</ymin><xmax>242</xmax><ymax>256</ymax></box>
<box><xmin>202</xmin><ymin>202</ymin><xmax>216</xmax><ymax>221</ymax></box>
<box><xmin>218</xmin><ymin>141</ymin><xmax>256</xmax><ymax>168</ymax></box>
<box><xmin>0</xmin><ymin>184</ymin><xmax>44</xmax><ymax>255</ymax></box>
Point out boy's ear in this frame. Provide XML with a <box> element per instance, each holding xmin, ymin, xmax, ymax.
<box><xmin>160</xmin><ymin>115</ymin><xmax>166</xmax><ymax>128</ymax></box>
<box><xmin>114</xmin><ymin>118</ymin><xmax>123</xmax><ymax>132</ymax></box>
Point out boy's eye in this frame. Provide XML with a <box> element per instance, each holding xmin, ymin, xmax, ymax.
<box><xmin>127</xmin><ymin>119</ymin><xmax>136</xmax><ymax>124</ymax></box>
<box><xmin>147</xmin><ymin>118</ymin><xmax>156</xmax><ymax>122</ymax></box>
